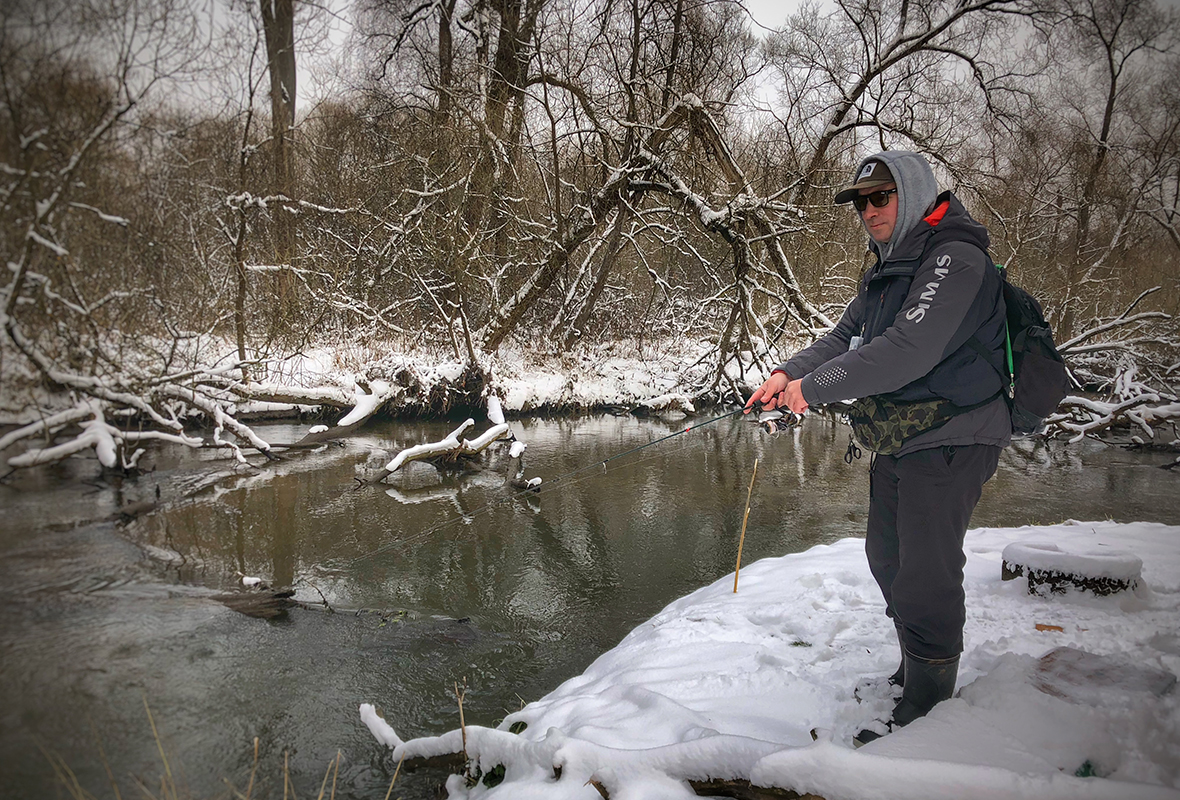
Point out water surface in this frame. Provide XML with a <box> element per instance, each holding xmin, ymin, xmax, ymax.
<box><xmin>1</xmin><ymin>413</ymin><xmax>1176</xmax><ymax>798</ymax></box>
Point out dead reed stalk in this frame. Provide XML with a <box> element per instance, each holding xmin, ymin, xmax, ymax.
<box><xmin>734</xmin><ymin>457</ymin><xmax>758</xmax><ymax>593</ymax></box>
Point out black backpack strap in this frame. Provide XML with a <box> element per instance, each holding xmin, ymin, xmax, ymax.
<box><xmin>966</xmin><ymin>260</ymin><xmax>1014</xmax><ymax>398</ymax></box>
<box><xmin>966</xmin><ymin>334</ymin><xmax>1005</xmax><ymax>378</ymax></box>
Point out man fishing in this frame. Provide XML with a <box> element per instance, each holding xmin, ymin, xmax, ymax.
<box><xmin>744</xmin><ymin>151</ymin><xmax>1009</xmax><ymax>746</ymax></box>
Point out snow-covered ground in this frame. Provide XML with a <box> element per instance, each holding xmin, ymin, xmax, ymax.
<box><xmin>363</xmin><ymin>521</ymin><xmax>1180</xmax><ymax>800</ymax></box>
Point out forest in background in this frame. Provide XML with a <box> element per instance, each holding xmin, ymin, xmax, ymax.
<box><xmin>1</xmin><ymin>0</ymin><xmax>1178</xmax><ymax>471</ymax></box>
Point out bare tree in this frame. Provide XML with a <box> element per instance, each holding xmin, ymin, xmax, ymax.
<box><xmin>1047</xmin><ymin>0</ymin><xmax>1178</xmax><ymax>340</ymax></box>
<box><xmin>259</xmin><ymin>0</ymin><xmax>299</xmax><ymax>316</ymax></box>
<box><xmin>0</xmin><ymin>0</ymin><xmax>309</xmax><ymax>472</ymax></box>
<box><xmin>764</xmin><ymin>0</ymin><xmax>1039</xmax><ymax>200</ymax></box>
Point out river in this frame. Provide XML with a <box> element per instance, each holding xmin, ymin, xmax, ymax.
<box><xmin>1</xmin><ymin>412</ymin><xmax>1177</xmax><ymax>798</ymax></box>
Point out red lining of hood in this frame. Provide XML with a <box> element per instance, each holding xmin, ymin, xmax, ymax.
<box><xmin>924</xmin><ymin>200</ymin><xmax>950</xmax><ymax>226</ymax></box>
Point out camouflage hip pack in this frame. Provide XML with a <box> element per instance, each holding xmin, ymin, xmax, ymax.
<box><xmin>845</xmin><ymin>395</ymin><xmax>961</xmax><ymax>455</ymax></box>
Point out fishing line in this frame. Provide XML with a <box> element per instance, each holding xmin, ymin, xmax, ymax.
<box><xmin>346</xmin><ymin>406</ymin><xmax>750</xmax><ymax>566</ymax></box>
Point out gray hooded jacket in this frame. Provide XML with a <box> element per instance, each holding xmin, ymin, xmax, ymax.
<box><xmin>776</xmin><ymin>151</ymin><xmax>1011</xmax><ymax>455</ymax></box>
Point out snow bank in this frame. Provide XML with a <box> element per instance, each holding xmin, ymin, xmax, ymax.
<box><xmin>365</xmin><ymin>521</ymin><xmax>1180</xmax><ymax>800</ymax></box>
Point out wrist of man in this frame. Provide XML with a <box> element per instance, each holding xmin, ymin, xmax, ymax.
<box><xmin>799</xmin><ymin>375</ymin><xmax>821</xmax><ymax>406</ymax></box>
<box><xmin>771</xmin><ymin>368</ymin><xmax>792</xmax><ymax>380</ymax></box>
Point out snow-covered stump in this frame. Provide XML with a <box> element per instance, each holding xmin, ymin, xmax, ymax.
<box><xmin>1001</xmin><ymin>541</ymin><xmax>1143</xmax><ymax>596</ymax></box>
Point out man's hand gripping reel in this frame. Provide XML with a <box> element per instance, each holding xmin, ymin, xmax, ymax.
<box><xmin>748</xmin><ymin>400</ymin><xmax>803</xmax><ymax>435</ymax></box>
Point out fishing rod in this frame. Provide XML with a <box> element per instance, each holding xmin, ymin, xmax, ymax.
<box><xmin>529</xmin><ymin>402</ymin><xmax>801</xmax><ymax>482</ymax></box>
<box><xmin>348</xmin><ymin>404</ymin><xmax>785</xmax><ymax>566</ymax></box>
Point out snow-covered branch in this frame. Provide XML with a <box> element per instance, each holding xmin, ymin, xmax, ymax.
<box><xmin>5</xmin><ymin>402</ymin><xmax>203</xmax><ymax>471</ymax></box>
<box><xmin>1058</xmin><ymin>310</ymin><xmax>1171</xmax><ymax>353</ymax></box>
<box><xmin>383</xmin><ymin>418</ymin><xmax>512</xmax><ymax>473</ymax></box>
<box><xmin>1045</xmin><ymin>394</ymin><xmax>1178</xmax><ymax>443</ymax></box>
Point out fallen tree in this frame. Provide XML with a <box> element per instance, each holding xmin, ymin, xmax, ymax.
<box><xmin>357</xmin><ymin>397</ymin><xmax>519</xmax><ymax>488</ymax></box>
<box><xmin>1043</xmin><ymin>290</ymin><xmax>1180</xmax><ymax>445</ymax></box>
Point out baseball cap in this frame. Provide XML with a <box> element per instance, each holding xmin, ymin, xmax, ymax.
<box><xmin>834</xmin><ymin>160</ymin><xmax>895</xmax><ymax>204</ymax></box>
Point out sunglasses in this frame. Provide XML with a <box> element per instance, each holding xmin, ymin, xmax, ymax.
<box><xmin>852</xmin><ymin>188</ymin><xmax>897</xmax><ymax>212</ymax></box>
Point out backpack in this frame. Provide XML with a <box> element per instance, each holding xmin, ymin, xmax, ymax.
<box><xmin>968</xmin><ymin>265</ymin><xmax>1070</xmax><ymax>437</ymax></box>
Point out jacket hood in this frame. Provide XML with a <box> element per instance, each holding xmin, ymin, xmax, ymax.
<box><xmin>854</xmin><ymin>150</ymin><xmax>939</xmax><ymax>261</ymax></box>
<box><xmin>909</xmin><ymin>191</ymin><xmax>991</xmax><ymax>257</ymax></box>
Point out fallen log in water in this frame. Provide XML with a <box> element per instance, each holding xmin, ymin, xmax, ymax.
<box><xmin>357</xmin><ymin>418</ymin><xmax>512</xmax><ymax>488</ymax></box>
<box><xmin>269</xmin><ymin>380</ymin><xmax>403</xmax><ymax>452</ymax></box>
<box><xmin>211</xmin><ymin>587</ymin><xmax>297</xmax><ymax>619</ymax></box>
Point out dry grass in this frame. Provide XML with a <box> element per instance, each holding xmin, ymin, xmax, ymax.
<box><xmin>38</xmin><ymin>698</ymin><xmax>405</xmax><ymax>800</ymax></box>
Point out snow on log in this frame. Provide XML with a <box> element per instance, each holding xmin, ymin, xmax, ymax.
<box><xmin>358</xmin><ymin>714</ymin><xmax>806</xmax><ymax>799</ymax></box>
<box><xmin>487</xmin><ymin>395</ymin><xmax>506</xmax><ymax>425</ymax></box>
<box><xmin>383</xmin><ymin>419</ymin><xmax>513</xmax><ymax>474</ymax></box>
<box><xmin>280</xmin><ymin>380</ymin><xmax>403</xmax><ymax>452</ymax></box>
<box><xmin>0</xmin><ymin>405</ymin><xmax>93</xmax><ymax>453</ymax></box>
<box><xmin>462</xmin><ymin>422</ymin><xmax>510</xmax><ymax>452</ymax></box>
<box><xmin>1045</xmin><ymin>394</ymin><xmax>1179</xmax><ymax>442</ymax></box>
<box><xmin>228</xmin><ymin>382</ymin><xmax>354</xmax><ymax>409</ymax></box>
<box><xmin>7</xmin><ymin>422</ymin><xmax>107</xmax><ymax>468</ymax></box>
<box><xmin>384</xmin><ymin>419</ymin><xmax>474</xmax><ymax>473</ymax></box>
<box><xmin>1001</xmin><ymin>541</ymin><xmax>1142</xmax><ymax>596</ymax></box>
<box><xmin>359</xmin><ymin>703</ymin><xmax>405</xmax><ymax>748</ymax></box>
<box><xmin>338</xmin><ymin>379</ymin><xmax>394</xmax><ymax>427</ymax></box>
<box><xmin>6</xmin><ymin>402</ymin><xmax>202</xmax><ymax>470</ymax></box>
<box><xmin>509</xmin><ymin>440</ymin><xmax>527</xmax><ymax>458</ymax></box>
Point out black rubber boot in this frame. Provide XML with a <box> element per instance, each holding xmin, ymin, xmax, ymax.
<box><xmin>887</xmin><ymin>622</ymin><xmax>905</xmax><ymax>687</ymax></box>
<box><xmin>892</xmin><ymin>651</ymin><xmax>958</xmax><ymax>726</ymax></box>
<box><xmin>854</xmin><ymin>651</ymin><xmax>959</xmax><ymax>747</ymax></box>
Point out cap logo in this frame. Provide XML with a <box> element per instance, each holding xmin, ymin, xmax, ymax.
<box><xmin>857</xmin><ymin>162</ymin><xmax>877</xmax><ymax>181</ymax></box>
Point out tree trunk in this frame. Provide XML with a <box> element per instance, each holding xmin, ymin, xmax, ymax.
<box><xmin>463</xmin><ymin>0</ymin><xmax>522</xmax><ymax>233</ymax></box>
<box><xmin>437</xmin><ymin>0</ymin><xmax>457</xmax><ymax>128</ymax></box>
<box><xmin>562</xmin><ymin>202</ymin><xmax>631</xmax><ymax>349</ymax></box>
<box><xmin>659</xmin><ymin>0</ymin><xmax>685</xmax><ymax>113</ymax></box>
<box><xmin>477</xmin><ymin>101</ymin><xmax>694</xmax><ymax>351</ymax></box>
<box><xmin>260</xmin><ymin>0</ymin><xmax>298</xmax><ymax>317</ymax></box>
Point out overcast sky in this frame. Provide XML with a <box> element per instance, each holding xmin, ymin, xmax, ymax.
<box><xmin>300</xmin><ymin>0</ymin><xmax>798</xmax><ymax>105</ymax></box>
<box><xmin>744</xmin><ymin>0</ymin><xmax>793</xmax><ymax>31</ymax></box>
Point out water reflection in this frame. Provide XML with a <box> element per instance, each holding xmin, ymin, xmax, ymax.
<box><xmin>0</xmin><ymin>413</ymin><xmax>1177</xmax><ymax>799</ymax></box>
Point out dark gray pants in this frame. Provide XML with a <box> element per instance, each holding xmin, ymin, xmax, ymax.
<box><xmin>866</xmin><ymin>444</ymin><xmax>1001</xmax><ymax>660</ymax></box>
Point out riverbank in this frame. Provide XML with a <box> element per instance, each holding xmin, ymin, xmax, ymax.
<box><xmin>0</xmin><ymin>338</ymin><xmax>729</xmax><ymax>431</ymax></box>
<box><xmin>365</xmin><ymin>521</ymin><xmax>1180</xmax><ymax>800</ymax></box>
<box><xmin>4</xmin><ymin>334</ymin><xmax>1177</xmax><ymax>479</ymax></box>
